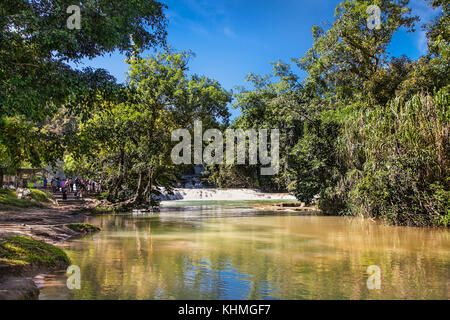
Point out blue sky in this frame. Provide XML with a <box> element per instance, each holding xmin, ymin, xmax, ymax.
<box><xmin>73</xmin><ymin>0</ymin><xmax>441</xmax><ymax>119</ymax></box>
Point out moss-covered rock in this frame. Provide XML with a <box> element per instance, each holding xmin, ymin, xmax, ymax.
<box><xmin>0</xmin><ymin>235</ymin><xmax>71</xmax><ymax>300</ymax></box>
<box><xmin>0</xmin><ymin>236</ymin><xmax>70</xmax><ymax>278</ymax></box>
<box><xmin>66</xmin><ymin>223</ymin><xmax>101</xmax><ymax>233</ymax></box>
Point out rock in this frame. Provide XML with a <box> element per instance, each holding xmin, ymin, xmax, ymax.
<box><xmin>0</xmin><ymin>277</ymin><xmax>39</xmax><ymax>300</ymax></box>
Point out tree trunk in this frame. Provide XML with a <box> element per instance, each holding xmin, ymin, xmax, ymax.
<box><xmin>143</xmin><ymin>168</ymin><xmax>153</xmax><ymax>200</ymax></box>
<box><xmin>133</xmin><ymin>170</ymin><xmax>145</xmax><ymax>204</ymax></box>
<box><xmin>111</xmin><ymin>168</ymin><xmax>150</xmax><ymax>210</ymax></box>
<box><xmin>0</xmin><ymin>167</ymin><xmax>3</xmax><ymax>189</ymax></box>
<box><xmin>107</xmin><ymin>150</ymin><xmax>125</xmax><ymax>201</ymax></box>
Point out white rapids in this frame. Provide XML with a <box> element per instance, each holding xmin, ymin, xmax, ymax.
<box><xmin>159</xmin><ymin>188</ymin><xmax>296</xmax><ymax>201</ymax></box>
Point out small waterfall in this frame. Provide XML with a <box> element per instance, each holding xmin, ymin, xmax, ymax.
<box><xmin>159</xmin><ymin>188</ymin><xmax>296</xmax><ymax>201</ymax></box>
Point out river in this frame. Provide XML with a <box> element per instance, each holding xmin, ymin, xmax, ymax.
<box><xmin>38</xmin><ymin>202</ymin><xmax>449</xmax><ymax>300</ymax></box>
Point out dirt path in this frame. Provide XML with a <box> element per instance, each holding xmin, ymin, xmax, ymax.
<box><xmin>0</xmin><ymin>205</ymin><xmax>89</xmax><ymax>244</ymax></box>
<box><xmin>0</xmin><ymin>197</ymin><xmax>103</xmax><ymax>244</ymax></box>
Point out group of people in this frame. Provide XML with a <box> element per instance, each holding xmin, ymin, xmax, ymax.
<box><xmin>44</xmin><ymin>177</ymin><xmax>102</xmax><ymax>199</ymax></box>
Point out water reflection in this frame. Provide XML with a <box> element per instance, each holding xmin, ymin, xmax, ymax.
<box><xmin>39</xmin><ymin>207</ymin><xmax>449</xmax><ymax>300</ymax></box>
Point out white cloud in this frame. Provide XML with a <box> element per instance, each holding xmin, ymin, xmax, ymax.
<box><xmin>417</xmin><ymin>30</ymin><xmax>428</xmax><ymax>55</ymax></box>
<box><xmin>409</xmin><ymin>0</ymin><xmax>442</xmax><ymax>55</ymax></box>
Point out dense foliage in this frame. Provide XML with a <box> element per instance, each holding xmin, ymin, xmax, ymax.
<box><xmin>66</xmin><ymin>51</ymin><xmax>231</xmax><ymax>209</ymax></box>
<box><xmin>1</xmin><ymin>0</ymin><xmax>448</xmax><ymax>226</ymax></box>
<box><xmin>211</xmin><ymin>0</ymin><xmax>449</xmax><ymax>226</ymax></box>
<box><xmin>0</xmin><ymin>0</ymin><xmax>168</xmax><ymax>184</ymax></box>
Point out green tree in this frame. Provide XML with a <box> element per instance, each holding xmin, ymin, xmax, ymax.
<box><xmin>345</xmin><ymin>89</ymin><xmax>449</xmax><ymax>226</ymax></box>
<box><xmin>216</xmin><ymin>0</ymin><xmax>449</xmax><ymax>227</ymax></box>
<box><xmin>70</xmin><ymin>51</ymin><xmax>231</xmax><ymax>209</ymax></box>
<box><xmin>0</xmin><ymin>0</ymin><xmax>168</xmax><ymax>186</ymax></box>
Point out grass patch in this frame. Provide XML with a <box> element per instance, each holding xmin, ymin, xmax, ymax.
<box><xmin>92</xmin><ymin>206</ymin><xmax>115</xmax><ymax>213</ymax></box>
<box><xmin>90</xmin><ymin>205</ymin><xmax>129</xmax><ymax>214</ymax></box>
<box><xmin>0</xmin><ymin>189</ymin><xmax>36</xmax><ymax>208</ymax></box>
<box><xmin>0</xmin><ymin>236</ymin><xmax>70</xmax><ymax>276</ymax></box>
<box><xmin>29</xmin><ymin>189</ymin><xmax>53</xmax><ymax>203</ymax></box>
<box><xmin>0</xmin><ymin>188</ymin><xmax>52</xmax><ymax>210</ymax></box>
<box><xmin>66</xmin><ymin>223</ymin><xmax>101</xmax><ymax>233</ymax></box>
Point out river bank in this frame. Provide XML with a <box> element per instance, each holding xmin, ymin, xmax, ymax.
<box><xmin>0</xmin><ymin>198</ymin><xmax>102</xmax><ymax>300</ymax></box>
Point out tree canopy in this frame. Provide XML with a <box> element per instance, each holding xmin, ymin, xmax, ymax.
<box><xmin>0</xmin><ymin>0</ymin><xmax>168</xmax><ymax>177</ymax></box>
<box><xmin>67</xmin><ymin>51</ymin><xmax>231</xmax><ymax>208</ymax></box>
<box><xmin>210</xmin><ymin>0</ymin><xmax>449</xmax><ymax>226</ymax></box>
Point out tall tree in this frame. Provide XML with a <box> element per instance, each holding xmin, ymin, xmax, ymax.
<box><xmin>0</xmin><ymin>0</ymin><xmax>168</xmax><ymax>186</ymax></box>
<box><xmin>70</xmin><ymin>51</ymin><xmax>231</xmax><ymax>209</ymax></box>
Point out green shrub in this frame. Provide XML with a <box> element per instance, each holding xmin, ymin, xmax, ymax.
<box><xmin>345</xmin><ymin>89</ymin><xmax>449</xmax><ymax>226</ymax></box>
